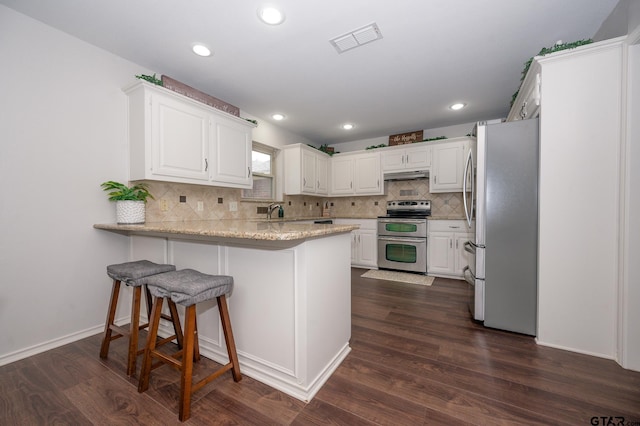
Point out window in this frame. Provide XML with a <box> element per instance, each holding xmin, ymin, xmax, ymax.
<box><xmin>241</xmin><ymin>142</ymin><xmax>277</xmax><ymax>200</ymax></box>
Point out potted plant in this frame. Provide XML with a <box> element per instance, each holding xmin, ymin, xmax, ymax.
<box><xmin>100</xmin><ymin>180</ymin><xmax>154</xmax><ymax>224</ymax></box>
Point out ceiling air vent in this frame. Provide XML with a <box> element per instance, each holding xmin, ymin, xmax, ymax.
<box><xmin>330</xmin><ymin>22</ymin><xmax>383</xmax><ymax>54</ymax></box>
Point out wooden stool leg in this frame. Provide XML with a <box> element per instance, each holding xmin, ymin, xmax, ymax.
<box><xmin>127</xmin><ymin>286</ymin><xmax>142</xmax><ymax>376</ymax></box>
<box><xmin>218</xmin><ymin>295</ymin><xmax>242</xmax><ymax>382</ymax></box>
<box><xmin>179</xmin><ymin>305</ymin><xmax>197</xmax><ymax>422</ymax></box>
<box><xmin>167</xmin><ymin>300</ymin><xmax>185</xmax><ymax>350</ymax></box>
<box><xmin>143</xmin><ymin>285</ymin><xmax>153</xmax><ymax>320</ymax></box>
<box><xmin>100</xmin><ymin>280</ymin><xmax>121</xmax><ymax>359</ymax></box>
<box><xmin>138</xmin><ymin>296</ymin><xmax>163</xmax><ymax>393</ymax></box>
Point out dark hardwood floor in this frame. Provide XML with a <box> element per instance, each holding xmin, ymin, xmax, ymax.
<box><xmin>2</xmin><ymin>268</ymin><xmax>639</xmax><ymax>425</ymax></box>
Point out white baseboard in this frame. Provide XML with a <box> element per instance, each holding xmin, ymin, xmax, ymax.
<box><xmin>0</xmin><ymin>323</ymin><xmax>106</xmax><ymax>367</ymax></box>
<box><xmin>535</xmin><ymin>338</ymin><xmax>615</xmax><ymax>361</ymax></box>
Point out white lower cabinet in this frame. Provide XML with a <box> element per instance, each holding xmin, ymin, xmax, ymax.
<box><xmin>427</xmin><ymin>220</ymin><xmax>474</xmax><ymax>279</ymax></box>
<box><xmin>335</xmin><ymin>219</ymin><xmax>378</xmax><ymax>268</ymax></box>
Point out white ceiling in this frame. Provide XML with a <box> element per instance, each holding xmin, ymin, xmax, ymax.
<box><xmin>1</xmin><ymin>0</ymin><xmax>618</xmax><ymax>144</ymax></box>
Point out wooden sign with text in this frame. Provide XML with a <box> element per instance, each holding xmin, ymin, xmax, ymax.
<box><xmin>389</xmin><ymin>130</ymin><xmax>424</xmax><ymax>146</ymax></box>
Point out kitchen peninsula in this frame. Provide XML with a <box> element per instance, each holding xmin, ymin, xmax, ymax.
<box><xmin>94</xmin><ymin>220</ymin><xmax>358</xmax><ymax>401</ymax></box>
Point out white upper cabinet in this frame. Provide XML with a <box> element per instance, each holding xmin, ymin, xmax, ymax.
<box><xmin>283</xmin><ymin>144</ymin><xmax>330</xmax><ymax>196</ymax></box>
<box><xmin>330</xmin><ymin>155</ymin><xmax>355</xmax><ymax>195</ymax></box>
<box><xmin>382</xmin><ymin>143</ymin><xmax>431</xmax><ymax>173</ymax></box>
<box><xmin>507</xmin><ymin>60</ymin><xmax>542</xmax><ymax>122</ymax></box>
<box><xmin>124</xmin><ymin>81</ymin><xmax>255</xmax><ymax>189</ymax></box>
<box><xmin>330</xmin><ymin>151</ymin><xmax>383</xmax><ymax>196</ymax></box>
<box><xmin>210</xmin><ymin>117</ymin><xmax>253</xmax><ymax>187</ymax></box>
<box><xmin>430</xmin><ymin>137</ymin><xmax>474</xmax><ymax>193</ymax></box>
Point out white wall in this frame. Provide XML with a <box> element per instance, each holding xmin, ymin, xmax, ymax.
<box><xmin>0</xmin><ymin>6</ymin><xmax>316</xmax><ymax>365</ymax></box>
<box><xmin>0</xmin><ymin>5</ymin><xmax>142</xmax><ymax>363</ymax></box>
<box><xmin>242</xmin><ymin>111</ymin><xmax>315</xmax><ymax>149</ymax></box>
<box><xmin>594</xmin><ymin>0</ymin><xmax>640</xmax><ymax>41</ymax></box>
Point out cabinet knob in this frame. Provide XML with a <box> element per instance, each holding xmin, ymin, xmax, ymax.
<box><xmin>248</xmin><ymin>167</ymin><xmax>251</xmax><ymax>178</ymax></box>
<box><xmin>204</xmin><ymin>158</ymin><xmax>208</xmax><ymax>171</ymax></box>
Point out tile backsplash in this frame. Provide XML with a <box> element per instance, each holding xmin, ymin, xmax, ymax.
<box><xmin>142</xmin><ymin>178</ymin><xmax>464</xmax><ymax>222</ymax></box>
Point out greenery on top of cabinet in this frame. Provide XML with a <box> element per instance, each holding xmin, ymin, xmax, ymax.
<box><xmin>308</xmin><ymin>144</ymin><xmax>338</xmax><ymax>155</ymax></box>
<box><xmin>365</xmin><ymin>136</ymin><xmax>448</xmax><ymax>150</ymax></box>
<box><xmin>135</xmin><ymin>73</ymin><xmax>163</xmax><ymax>86</ymax></box>
<box><xmin>510</xmin><ymin>39</ymin><xmax>593</xmax><ymax>106</ymax></box>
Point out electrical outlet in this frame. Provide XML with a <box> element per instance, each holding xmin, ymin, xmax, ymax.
<box><xmin>229</xmin><ymin>201</ymin><xmax>238</xmax><ymax>212</ymax></box>
<box><xmin>309</xmin><ymin>204</ymin><xmax>312</xmax><ymax>210</ymax></box>
<box><xmin>197</xmin><ymin>201</ymin><xmax>204</xmax><ymax>211</ymax></box>
<box><xmin>160</xmin><ymin>199</ymin><xmax>169</xmax><ymax>211</ymax></box>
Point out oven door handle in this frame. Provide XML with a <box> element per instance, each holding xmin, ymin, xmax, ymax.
<box><xmin>378</xmin><ymin>236</ymin><xmax>426</xmax><ymax>243</ymax></box>
<box><xmin>378</xmin><ymin>219</ymin><xmax>427</xmax><ymax>225</ymax></box>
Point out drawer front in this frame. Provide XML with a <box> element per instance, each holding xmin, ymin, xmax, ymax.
<box><xmin>428</xmin><ymin>220</ymin><xmax>470</xmax><ymax>233</ymax></box>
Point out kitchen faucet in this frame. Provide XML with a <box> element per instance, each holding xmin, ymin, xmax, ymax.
<box><xmin>266</xmin><ymin>203</ymin><xmax>281</xmax><ymax>220</ymax></box>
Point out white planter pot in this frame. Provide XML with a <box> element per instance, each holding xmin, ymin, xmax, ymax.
<box><xmin>116</xmin><ymin>200</ymin><xmax>146</xmax><ymax>224</ymax></box>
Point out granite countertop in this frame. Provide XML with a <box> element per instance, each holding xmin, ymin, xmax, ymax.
<box><xmin>94</xmin><ymin>220</ymin><xmax>359</xmax><ymax>242</ymax></box>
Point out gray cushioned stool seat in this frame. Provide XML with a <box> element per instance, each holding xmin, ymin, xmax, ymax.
<box><xmin>107</xmin><ymin>260</ymin><xmax>176</xmax><ymax>286</ymax></box>
<box><xmin>143</xmin><ymin>269</ymin><xmax>233</xmax><ymax>306</ymax></box>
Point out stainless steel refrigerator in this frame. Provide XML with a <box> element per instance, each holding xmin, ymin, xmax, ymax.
<box><xmin>463</xmin><ymin>118</ymin><xmax>539</xmax><ymax>336</ymax></box>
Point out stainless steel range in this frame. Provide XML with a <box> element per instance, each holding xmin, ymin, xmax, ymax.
<box><xmin>377</xmin><ymin>200</ymin><xmax>431</xmax><ymax>274</ymax></box>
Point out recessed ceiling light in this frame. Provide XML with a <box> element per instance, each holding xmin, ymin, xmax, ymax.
<box><xmin>272</xmin><ymin>113</ymin><xmax>285</xmax><ymax>121</ymax></box>
<box><xmin>449</xmin><ymin>103</ymin><xmax>466</xmax><ymax>111</ymax></box>
<box><xmin>258</xmin><ymin>6</ymin><xmax>285</xmax><ymax>25</ymax></box>
<box><xmin>192</xmin><ymin>44</ymin><xmax>212</xmax><ymax>57</ymax></box>
<box><xmin>342</xmin><ymin>123</ymin><xmax>354</xmax><ymax>130</ymax></box>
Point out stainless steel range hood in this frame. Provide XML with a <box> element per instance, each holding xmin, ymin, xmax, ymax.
<box><xmin>383</xmin><ymin>170</ymin><xmax>429</xmax><ymax>181</ymax></box>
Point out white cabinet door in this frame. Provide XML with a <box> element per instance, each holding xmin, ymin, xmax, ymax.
<box><xmin>427</xmin><ymin>232</ymin><xmax>455</xmax><ymax>275</ymax></box>
<box><xmin>382</xmin><ymin>149</ymin><xmax>406</xmax><ymax>172</ymax></box>
<box><xmin>330</xmin><ymin>156</ymin><xmax>354</xmax><ymax>195</ymax></box>
<box><xmin>354</xmin><ymin>152</ymin><xmax>383</xmax><ymax>195</ymax></box>
<box><xmin>356</xmin><ymin>229</ymin><xmax>378</xmax><ymax>268</ymax></box>
<box><xmin>210</xmin><ymin>117</ymin><xmax>252</xmax><ymax>188</ymax></box>
<box><xmin>151</xmin><ymin>91</ymin><xmax>210</xmax><ymax>181</ymax></box>
<box><xmin>381</xmin><ymin>144</ymin><xmax>430</xmax><ymax>173</ymax></box>
<box><xmin>430</xmin><ymin>138</ymin><xmax>474</xmax><ymax>193</ymax></box>
<box><xmin>431</xmin><ymin>142</ymin><xmax>464</xmax><ymax>192</ymax></box>
<box><xmin>316</xmin><ymin>154</ymin><xmax>329</xmax><ymax>195</ymax></box>
<box><xmin>405</xmin><ymin>145</ymin><xmax>431</xmax><ymax>169</ymax></box>
<box><xmin>454</xmin><ymin>233</ymin><xmax>473</xmax><ymax>276</ymax></box>
<box><xmin>302</xmin><ymin>148</ymin><xmax>317</xmax><ymax>193</ymax></box>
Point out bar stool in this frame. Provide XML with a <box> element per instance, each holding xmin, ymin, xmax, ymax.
<box><xmin>138</xmin><ymin>269</ymin><xmax>242</xmax><ymax>422</ymax></box>
<box><xmin>100</xmin><ymin>260</ymin><xmax>184</xmax><ymax>376</ymax></box>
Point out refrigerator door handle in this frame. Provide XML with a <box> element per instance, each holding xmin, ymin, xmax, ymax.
<box><xmin>463</xmin><ymin>148</ymin><xmax>474</xmax><ymax>227</ymax></box>
<box><xmin>462</xmin><ymin>266</ymin><xmax>475</xmax><ymax>285</ymax></box>
<box><xmin>464</xmin><ymin>240</ymin><xmax>476</xmax><ymax>254</ymax></box>
<box><xmin>468</xmin><ymin>240</ymin><xmax>485</xmax><ymax>249</ymax></box>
